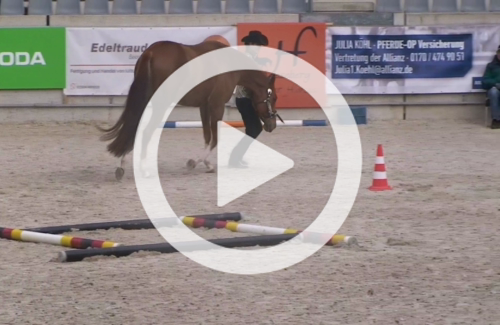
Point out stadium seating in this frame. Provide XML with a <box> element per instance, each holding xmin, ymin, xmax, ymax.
<box><xmin>197</xmin><ymin>0</ymin><xmax>222</xmax><ymax>13</ymax></box>
<box><xmin>460</xmin><ymin>0</ymin><xmax>486</xmax><ymax>12</ymax></box>
<box><xmin>55</xmin><ymin>0</ymin><xmax>81</xmax><ymax>14</ymax></box>
<box><xmin>0</xmin><ymin>0</ymin><xmax>24</xmax><ymax>15</ymax></box>
<box><xmin>140</xmin><ymin>0</ymin><xmax>165</xmax><ymax>14</ymax></box>
<box><xmin>375</xmin><ymin>0</ymin><xmax>401</xmax><ymax>12</ymax></box>
<box><xmin>492</xmin><ymin>0</ymin><xmax>500</xmax><ymax>11</ymax></box>
<box><xmin>168</xmin><ymin>0</ymin><xmax>194</xmax><ymax>13</ymax></box>
<box><xmin>225</xmin><ymin>0</ymin><xmax>250</xmax><ymax>14</ymax></box>
<box><xmin>404</xmin><ymin>0</ymin><xmax>429</xmax><ymax>12</ymax></box>
<box><xmin>111</xmin><ymin>0</ymin><xmax>138</xmax><ymax>14</ymax></box>
<box><xmin>28</xmin><ymin>0</ymin><xmax>52</xmax><ymax>14</ymax></box>
<box><xmin>84</xmin><ymin>0</ymin><xmax>110</xmax><ymax>14</ymax></box>
<box><xmin>281</xmin><ymin>0</ymin><xmax>307</xmax><ymax>13</ymax></box>
<box><xmin>2</xmin><ymin>0</ymin><xmax>500</xmax><ymax>15</ymax></box>
<box><xmin>431</xmin><ymin>0</ymin><xmax>458</xmax><ymax>12</ymax></box>
<box><xmin>253</xmin><ymin>0</ymin><xmax>279</xmax><ymax>13</ymax></box>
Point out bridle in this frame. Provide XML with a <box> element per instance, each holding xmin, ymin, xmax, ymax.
<box><xmin>261</xmin><ymin>88</ymin><xmax>284</xmax><ymax>123</ymax></box>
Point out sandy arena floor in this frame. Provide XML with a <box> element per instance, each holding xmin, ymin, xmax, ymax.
<box><xmin>0</xmin><ymin>118</ymin><xmax>499</xmax><ymax>325</ymax></box>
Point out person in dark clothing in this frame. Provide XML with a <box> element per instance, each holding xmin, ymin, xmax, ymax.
<box><xmin>482</xmin><ymin>45</ymin><xmax>500</xmax><ymax>129</ymax></box>
<box><xmin>229</xmin><ymin>31</ymin><xmax>270</xmax><ymax>167</ymax></box>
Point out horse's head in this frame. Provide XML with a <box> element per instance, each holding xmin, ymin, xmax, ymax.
<box><xmin>251</xmin><ymin>73</ymin><xmax>281</xmax><ymax>133</ymax></box>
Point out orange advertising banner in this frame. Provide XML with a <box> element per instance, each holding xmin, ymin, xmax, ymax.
<box><xmin>237</xmin><ymin>23</ymin><xmax>326</xmax><ymax>108</ymax></box>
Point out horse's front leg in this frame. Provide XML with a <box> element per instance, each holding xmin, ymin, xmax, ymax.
<box><xmin>186</xmin><ymin>86</ymin><xmax>226</xmax><ymax>173</ymax></box>
<box><xmin>187</xmin><ymin>144</ymin><xmax>211</xmax><ymax>170</ymax></box>
<box><xmin>186</xmin><ymin>118</ymin><xmax>219</xmax><ymax>173</ymax></box>
<box><xmin>186</xmin><ymin>145</ymin><xmax>216</xmax><ymax>172</ymax></box>
<box><xmin>187</xmin><ymin>104</ymin><xmax>214</xmax><ymax>171</ymax></box>
<box><xmin>203</xmin><ymin>143</ymin><xmax>216</xmax><ymax>173</ymax></box>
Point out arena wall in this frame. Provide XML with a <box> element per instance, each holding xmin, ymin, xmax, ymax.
<box><xmin>0</xmin><ymin>11</ymin><xmax>497</xmax><ymax>124</ymax></box>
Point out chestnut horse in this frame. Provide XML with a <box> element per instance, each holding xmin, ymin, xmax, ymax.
<box><xmin>97</xmin><ymin>40</ymin><xmax>280</xmax><ymax>181</ymax></box>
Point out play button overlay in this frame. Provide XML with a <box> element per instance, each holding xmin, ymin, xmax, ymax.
<box><xmin>217</xmin><ymin>121</ymin><xmax>294</xmax><ymax>207</ymax></box>
<box><xmin>134</xmin><ymin>45</ymin><xmax>362</xmax><ymax>275</ymax></box>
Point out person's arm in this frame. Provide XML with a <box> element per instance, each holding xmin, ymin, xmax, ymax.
<box><xmin>481</xmin><ymin>63</ymin><xmax>497</xmax><ymax>90</ymax></box>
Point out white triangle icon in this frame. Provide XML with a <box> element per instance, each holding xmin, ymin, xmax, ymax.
<box><xmin>217</xmin><ymin>121</ymin><xmax>294</xmax><ymax>207</ymax></box>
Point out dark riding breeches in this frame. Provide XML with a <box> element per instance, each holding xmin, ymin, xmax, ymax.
<box><xmin>228</xmin><ymin>97</ymin><xmax>263</xmax><ymax>164</ymax></box>
<box><xmin>236</xmin><ymin>97</ymin><xmax>262</xmax><ymax>139</ymax></box>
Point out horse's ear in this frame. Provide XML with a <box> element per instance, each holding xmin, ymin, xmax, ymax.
<box><xmin>269</xmin><ymin>73</ymin><xmax>276</xmax><ymax>86</ymax></box>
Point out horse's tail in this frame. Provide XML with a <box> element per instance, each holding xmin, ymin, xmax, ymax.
<box><xmin>97</xmin><ymin>51</ymin><xmax>154</xmax><ymax>158</ymax></box>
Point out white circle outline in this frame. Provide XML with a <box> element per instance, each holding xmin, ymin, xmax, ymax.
<box><xmin>132</xmin><ymin>45</ymin><xmax>362</xmax><ymax>275</ymax></box>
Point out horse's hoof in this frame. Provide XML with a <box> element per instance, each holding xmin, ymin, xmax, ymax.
<box><xmin>205</xmin><ymin>166</ymin><xmax>216</xmax><ymax>173</ymax></box>
<box><xmin>115</xmin><ymin>167</ymin><xmax>125</xmax><ymax>181</ymax></box>
<box><xmin>186</xmin><ymin>159</ymin><xmax>197</xmax><ymax>170</ymax></box>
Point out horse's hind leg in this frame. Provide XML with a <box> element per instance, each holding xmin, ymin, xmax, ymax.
<box><xmin>203</xmin><ymin>102</ymin><xmax>225</xmax><ymax>173</ymax></box>
<box><xmin>115</xmin><ymin>154</ymin><xmax>126</xmax><ymax>181</ymax></box>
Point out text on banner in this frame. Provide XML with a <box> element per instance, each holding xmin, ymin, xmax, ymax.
<box><xmin>237</xmin><ymin>23</ymin><xmax>326</xmax><ymax>108</ymax></box>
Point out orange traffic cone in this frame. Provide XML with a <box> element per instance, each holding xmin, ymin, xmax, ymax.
<box><xmin>369</xmin><ymin>144</ymin><xmax>392</xmax><ymax>191</ymax></box>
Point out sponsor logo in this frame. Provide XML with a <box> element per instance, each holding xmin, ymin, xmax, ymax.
<box><xmin>90</xmin><ymin>43</ymin><xmax>150</xmax><ymax>53</ymax></box>
<box><xmin>0</xmin><ymin>52</ymin><xmax>46</xmax><ymax>66</ymax></box>
<box><xmin>237</xmin><ymin>23</ymin><xmax>326</xmax><ymax>108</ymax></box>
<box><xmin>276</xmin><ymin>26</ymin><xmax>318</xmax><ymax>67</ymax></box>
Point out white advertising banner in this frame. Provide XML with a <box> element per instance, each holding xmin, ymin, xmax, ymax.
<box><xmin>65</xmin><ymin>27</ymin><xmax>237</xmax><ymax>96</ymax></box>
<box><xmin>326</xmin><ymin>25</ymin><xmax>500</xmax><ymax>94</ymax></box>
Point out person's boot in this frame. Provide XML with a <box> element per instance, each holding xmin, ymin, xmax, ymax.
<box><xmin>228</xmin><ymin>150</ymin><xmax>248</xmax><ymax>168</ymax></box>
<box><xmin>228</xmin><ymin>159</ymin><xmax>248</xmax><ymax>168</ymax></box>
<box><xmin>228</xmin><ymin>136</ymin><xmax>254</xmax><ymax>168</ymax></box>
<box><xmin>491</xmin><ymin>119</ymin><xmax>500</xmax><ymax>129</ymax></box>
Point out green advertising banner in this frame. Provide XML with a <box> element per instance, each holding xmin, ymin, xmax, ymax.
<box><xmin>0</xmin><ymin>27</ymin><xmax>66</xmax><ymax>90</ymax></box>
